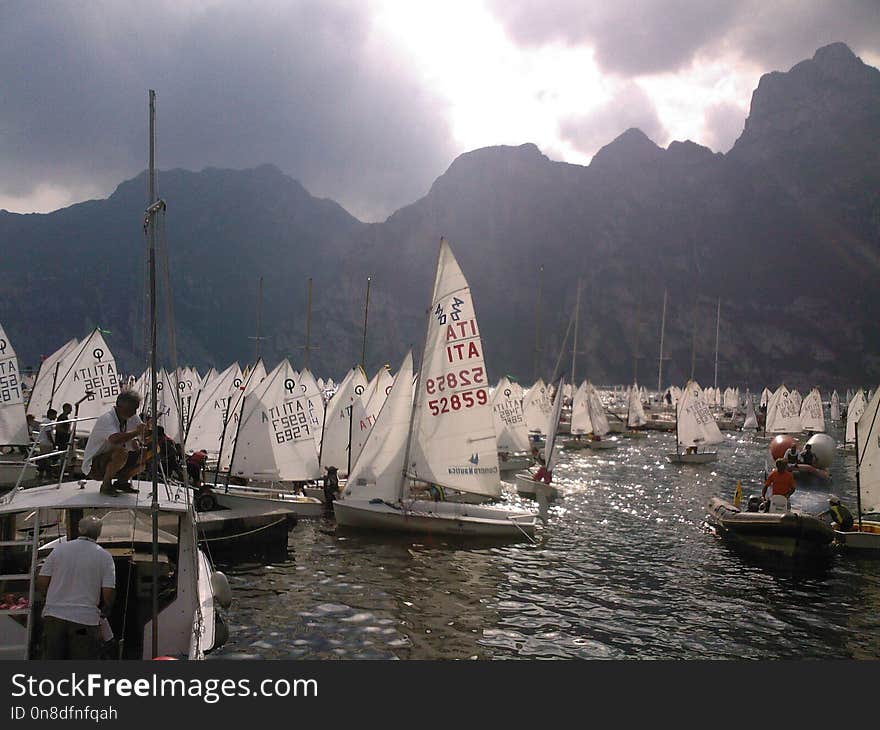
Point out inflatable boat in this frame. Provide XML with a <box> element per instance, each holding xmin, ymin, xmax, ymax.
<box><xmin>706</xmin><ymin>497</ymin><xmax>835</xmax><ymax>557</ymax></box>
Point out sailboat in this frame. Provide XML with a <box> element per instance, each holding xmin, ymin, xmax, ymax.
<box><xmin>830</xmin><ymin>390</ymin><xmax>841</xmax><ymax>422</ymax></box>
<box><xmin>624</xmin><ymin>382</ymin><xmax>648</xmax><ymax>438</ymax></box>
<box><xmin>0</xmin><ymin>323</ymin><xmax>35</xmax><ymax>486</ymax></box>
<box><xmin>0</xmin><ymin>90</ymin><xmax>227</xmax><ymax>660</ymax></box>
<box><xmin>742</xmin><ymin>389</ymin><xmax>759</xmax><ymax>431</ymax></box>
<box><xmin>24</xmin><ymin>338</ymin><xmax>79</xmax><ymax>419</ymax></box>
<box><xmin>492</xmin><ymin>377</ymin><xmax>532</xmax><ymax>474</ymax></box>
<box><xmin>764</xmin><ymin>385</ymin><xmax>802</xmax><ymax>435</ymax></box>
<box><xmin>515</xmin><ymin>377</ymin><xmax>565</xmax><ymax>503</ymax></box>
<box><xmin>799</xmin><ymin>388</ymin><xmax>825</xmax><ymax>433</ymax></box>
<box><xmin>334</xmin><ymin>239</ymin><xmax>536</xmax><ymax>539</ymax></box>
<box><xmin>845</xmin><ymin>389</ymin><xmax>867</xmax><ymax>450</ymax></box>
<box><xmin>522</xmin><ymin>378</ymin><xmax>552</xmax><ymax>441</ymax></box>
<box><xmin>835</xmin><ymin>387</ymin><xmax>880</xmax><ymax>550</ymax></box>
<box><xmin>666</xmin><ymin>381</ymin><xmax>722</xmax><ymax>464</ymax></box>
<box><xmin>583</xmin><ymin>383</ymin><xmax>616</xmax><ymax>450</ymax></box>
<box><xmin>562</xmin><ymin>381</ymin><xmax>590</xmax><ymax>450</ymax></box>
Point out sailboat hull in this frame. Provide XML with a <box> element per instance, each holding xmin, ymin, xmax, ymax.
<box><xmin>666</xmin><ymin>452</ymin><xmax>717</xmax><ymax>464</ymax></box>
<box><xmin>514</xmin><ymin>475</ymin><xmax>560</xmax><ymax>502</ymax></box>
<box><xmin>836</xmin><ymin>521</ymin><xmax>880</xmax><ymax>551</ymax></box>
<box><xmin>333</xmin><ymin>498</ymin><xmax>536</xmax><ymax>539</ymax></box>
<box><xmin>498</xmin><ymin>454</ymin><xmax>532</xmax><ymax>474</ymax></box>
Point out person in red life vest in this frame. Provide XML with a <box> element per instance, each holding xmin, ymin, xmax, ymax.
<box><xmin>186</xmin><ymin>449</ymin><xmax>208</xmax><ymax>489</ymax></box>
<box><xmin>531</xmin><ymin>452</ymin><xmax>552</xmax><ymax>484</ymax></box>
<box><xmin>762</xmin><ymin>459</ymin><xmax>796</xmax><ymax>501</ymax></box>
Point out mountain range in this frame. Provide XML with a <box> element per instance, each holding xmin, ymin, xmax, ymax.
<box><xmin>2</xmin><ymin>42</ymin><xmax>878</xmax><ymax>392</ymax></box>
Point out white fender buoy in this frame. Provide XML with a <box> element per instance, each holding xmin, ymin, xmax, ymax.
<box><xmin>210</xmin><ymin>571</ymin><xmax>232</xmax><ymax>608</ymax></box>
<box><xmin>806</xmin><ymin>433</ymin><xmax>835</xmax><ymax>469</ymax></box>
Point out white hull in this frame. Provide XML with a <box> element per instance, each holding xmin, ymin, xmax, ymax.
<box><xmin>498</xmin><ymin>454</ymin><xmax>532</xmax><ymax>473</ymax></box>
<box><xmin>666</xmin><ymin>452</ymin><xmax>718</xmax><ymax>464</ymax></box>
<box><xmin>836</xmin><ymin>522</ymin><xmax>880</xmax><ymax>551</ymax></box>
<box><xmin>514</xmin><ymin>474</ymin><xmax>561</xmax><ymax>502</ymax></box>
<box><xmin>333</xmin><ymin>498</ymin><xmax>536</xmax><ymax>539</ymax></box>
<box><xmin>219</xmin><ymin>484</ymin><xmax>325</xmax><ymax>518</ymax></box>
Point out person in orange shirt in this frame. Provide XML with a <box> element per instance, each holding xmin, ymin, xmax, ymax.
<box><xmin>762</xmin><ymin>459</ymin><xmax>796</xmax><ymax>500</ymax></box>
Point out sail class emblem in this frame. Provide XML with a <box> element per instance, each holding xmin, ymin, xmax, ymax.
<box><xmin>469</xmin><ymin>453</ymin><xmax>479</xmax><ymax>465</ymax></box>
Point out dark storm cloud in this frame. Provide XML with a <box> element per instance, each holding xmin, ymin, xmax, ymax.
<box><xmin>489</xmin><ymin>0</ymin><xmax>880</xmax><ymax>77</ymax></box>
<box><xmin>0</xmin><ymin>1</ymin><xmax>456</xmax><ymax>221</ymax></box>
<box><xmin>559</xmin><ymin>83</ymin><xmax>668</xmax><ymax>155</ymax></box>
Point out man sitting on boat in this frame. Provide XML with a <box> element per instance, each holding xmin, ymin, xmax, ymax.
<box><xmin>762</xmin><ymin>459</ymin><xmax>795</xmax><ymax>507</ymax></box>
<box><xmin>799</xmin><ymin>443</ymin><xmax>816</xmax><ymax>466</ymax></box>
<box><xmin>785</xmin><ymin>443</ymin><xmax>800</xmax><ymax>466</ymax></box>
<box><xmin>81</xmin><ymin>390</ymin><xmax>151</xmax><ymax>497</ymax></box>
<box><xmin>822</xmin><ymin>495</ymin><xmax>854</xmax><ymax>531</ymax></box>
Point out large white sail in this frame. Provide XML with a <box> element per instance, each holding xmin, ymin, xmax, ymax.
<box><xmin>765</xmin><ymin>385</ymin><xmax>802</xmax><ymax>434</ymax></box>
<box><xmin>229</xmin><ymin>359</ymin><xmax>321</xmax><ymax>481</ymax></box>
<box><xmin>545</xmin><ymin>378</ymin><xmax>565</xmax><ymax>471</ymax></box>
<box><xmin>523</xmin><ymin>378</ymin><xmax>552</xmax><ymax>434</ymax></box>
<box><xmin>742</xmin><ymin>390</ymin><xmax>758</xmax><ymax>430</ymax></box>
<box><xmin>492</xmin><ymin>377</ymin><xmax>530</xmax><ymax>452</ymax></box>
<box><xmin>723</xmin><ymin>387</ymin><xmax>738</xmax><ymax>411</ymax></box>
<box><xmin>799</xmin><ymin>388</ymin><xmax>825</xmax><ymax>432</ymax></box>
<box><xmin>44</xmin><ymin>329</ymin><xmax>121</xmax><ymax>435</ymax></box>
<box><xmin>570</xmin><ymin>381</ymin><xmax>592</xmax><ymax>435</ymax></box>
<box><xmin>407</xmin><ymin>239</ymin><xmax>500</xmax><ymax>498</ymax></box>
<box><xmin>350</xmin><ymin>365</ymin><xmax>394</xmax><ymax>469</ymax></box>
<box><xmin>0</xmin><ymin>323</ymin><xmax>29</xmax><ymax>444</ymax></box>
<box><xmin>297</xmin><ymin>368</ymin><xmax>326</xmax><ymax>451</ymax></box>
<box><xmin>627</xmin><ymin>383</ymin><xmax>647</xmax><ymax>428</ymax></box>
<box><xmin>184</xmin><ymin>362</ymin><xmax>242</xmax><ymax>455</ymax></box>
<box><xmin>319</xmin><ymin>366</ymin><xmax>368</xmax><ymax>476</ymax></box>
<box><xmin>25</xmin><ymin>338</ymin><xmax>79</xmax><ymax>418</ymax></box>
<box><xmin>343</xmin><ymin>352</ymin><xmax>414</xmax><ymax>503</ymax></box>
<box><xmin>856</xmin><ymin>387</ymin><xmax>880</xmax><ymax>514</ymax></box>
<box><xmin>846</xmin><ymin>390</ymin><xmax>867</xmax><ymax>445</ymax></box>
<box><xmin>217</xmin><ymin>359</ymin><xmax>268</xmax><ymax>471</ymax></box>
<box><xmin>676</xmin><ymin>381</ymin><xmax>723</xmax><ymax>449</ymax></box>
<box><xmin>585</xmin><ymin>382</ymin><xmax>609</xmax><ymax>437</ymax></box>
<box><xmin>830</xmin><ymin>390</ymin><xmax>841</xmax><ymax>422</ymax></box>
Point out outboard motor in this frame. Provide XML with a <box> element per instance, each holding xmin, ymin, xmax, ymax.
<box><xmin>747</xmin><ymin>495</ymin><xmax>762</xmax><ymax>513</ymax></box>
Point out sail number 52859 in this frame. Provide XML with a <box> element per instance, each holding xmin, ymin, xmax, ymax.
<box><xmin>424</xmin><ymin>367</ymin><xmax>484</xmax><ymax>395</ymax></box>
<box><xmin>428</xmin><ymin>388</ymin><xmax>488</xmax><ymax>416</ymax></box>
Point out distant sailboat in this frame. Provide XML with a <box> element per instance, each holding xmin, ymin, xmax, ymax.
<box><xmin>765</xmin><ymin>385</ymin><xmax>802</xmax><ymax>435</ymax></box>
<box><xmin>799</xmin><ymin>388</ymin><xmax>825</xmax><ymax>433</ymax></box>
<box><xmin>742</xmin><ymin>389</ymin><xmax>758</xmax><ymax>431</ymax></box>
<box><xmin>666</xmin><ymin>381</ymin><xmax>722</xmax><ymax>463</ymax></box>
<box><xmin>830</xmin><ymin>390</ymin><xmax>841</xmax><ymax>422</ymax></box>
<box><xmin>516</xmin><ymin>377</ymin><xmax>565</xmax><ymax>504</ymax></box>
<box><xmin>846</xmin><ymin>390</ymin><xmax>867</xmax><ymax>447</ymax></box>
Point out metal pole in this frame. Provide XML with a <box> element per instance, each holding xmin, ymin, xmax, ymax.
<box><xmin>855</xmin><ymin>420</ymin><xmax>863</xmax><ymax>531</ymax></box>
<box><xmin>570</xmin><ymin>279</ymin><xmax>581</xmax><ymax>385</ymax></box>
<box><xmin>533</xmin><ymin>266</ymin><xmax>543</xmax><ymax>381</ymax></box>
<box><xmin>657</xmin><ymin>289</ymin><xmax>667</xmax><ymax>395</ymax></box>
<box><xmin>304</xmin><ymin>277</ymin><xmax>313</xmax><ymax>370</ymax></box>
<box><xmin>713</xmin><ymin>297</ymin><xmax>721</xmax><ymax>392</ymax></box>
<box><xmin>253</xmin><ymin>276</ymin><xmax>263</xmax><ymax>361</ymax></box>
<box><xmin>361</xmin><ymin>277</ymin><xmax>371</xmax><ymax>370</ymax></box>
<box><xmin>148</xmin><ymin>89</ymin><xmax>159</xmax><ymax>660</ymax></box>
<box><xmin>47</xmin><ymin>361</ymin><xmax>61</xmax><ymax>412</ymax></box>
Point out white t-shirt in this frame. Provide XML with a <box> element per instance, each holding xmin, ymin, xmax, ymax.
<box><xmin>81</xmin><ymin>409</ymin><xmax>143</xmax><ymax>476</ymax></box>
<box><xmin>40</xmin><ymin>537</ymin><xmax>116</xmax><ymax>626</ymax></box>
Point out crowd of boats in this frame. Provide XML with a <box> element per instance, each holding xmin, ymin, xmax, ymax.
<box><xmin>1</xmin><ymin>91</ymin><xmax>877</xmax><ymax>661</ymax></box>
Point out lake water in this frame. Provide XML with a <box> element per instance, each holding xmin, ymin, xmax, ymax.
<box><xmin>213</xmin><ymin>421</ymin><xmax>880</xmax><ymax>659</ymax></box>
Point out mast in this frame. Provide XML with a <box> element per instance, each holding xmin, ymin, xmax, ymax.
<box><xmin>855</xmin><ymin>421</ymin><xmax>863</xmax><ymax>531</ymax></box>
<box><xmin>46</xmin><ymin>361</ymin><xmax>62</xmax><ymax>412</ymax></box>
<box><xmin>360</xmin><ymin>276</ymin><xmax>371</xmax><ymax>370</ymax></box>
<box><xmin>657</xmin><ymin>289</ymin><xmax>667</xmax><ymax>395</ymax></box>
<box><xmin>249</xmin><ymin>276</ymin><xmax>264</xmax><ymax>362</ymax></box>
<box><xmin>147</xmin><ymin>89</ymin><xmax>160</xmax><ymax>660</ymax></box>
<box><xmin>570</xmin><ymin>278</ymin><xmax>581</xmax><ymax>385</ymax></box>
<box><xmin>713</xmin><ymin>297</ymin><xmax>721</xmax><ymax>393</ymax></box>
<box><xmin>533</xmin><ymin>265</ymin><xmax>543</xmax><ymax>381</ymax></box>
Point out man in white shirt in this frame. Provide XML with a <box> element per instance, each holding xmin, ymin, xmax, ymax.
<box><xmin>81</xmin><ymin>390</ymin><xmax>150</xmax><ymax>496</ymax></box>
<box><xmin>36</xmin><ymin>515</ymin><xmax>116</xmax><ymax>660</ymax></box>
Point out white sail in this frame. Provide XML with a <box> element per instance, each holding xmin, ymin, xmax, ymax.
<box><xmin>344</xmin><ymin>352</ymin><xmax>414</xmax><ymax>503</ymax></box>
<box><xmin>723</xmin><ymin>387</ymin><xmax>738</xmax><ymax>411</ymax></box>
<box><xmin>350</xmin><ymin>365</ymin><xmax>394</xmax><ymax>468</ymax></box>
<box><xmin>846</xmin><ymin>390</ymin><xmax>867</xmax><ymax>445</ymax></box>
<box><xmin>229</xmin><ymin>359</ymin><xmax>321</xmax><ymax>481</ymax></box>
<box><xmin>799</xmin><ymin>388</ymin><xmax>825</xmax><ymax>433</ymax></box>
<box><xmin>297</xmin><ymin>368</ymin><xmax>326</xmax><ymax>451</ymax></box>
<box><xmin>523</xmin><ymin>378</ymin><xmax>552</xmax><ymax>434</ymax></box>
<box><xmin>846</xmin><ymin>389</ymin><xmax>854</xmax><ymax>406</ymax></box>
<box><xmin>184</xmin><ymin>362</ymin><xmax>242</xmax><ymax>455</ymax></box>
<box><xmin>0</xmin><ymin>323</ymin><xmax>29</xmax><ymax>444</ymax></box>
<box><xmin>25</xmin><ymin>338</ymin><xmax>79</xmax><ymax>418</ymax></box>
<box><xmin>42</xmin><ymin>330</ymin><xmax>121</xmax><ymax>435</ymax></box>
<box><xmin>627</xmin><ymin>383</ymin><xmax>647</xmax><ymax>428</ymax></box>
<box><xmin>856</xmin><ymin>387</ymin><xmax>880</xmax><ymax>514</ymax></box>
<box><xmin>790</xmin><ymin>389</ymin><xmax>802</xmax><ymax>414</ymax></box>
<box><xmin>830</xmin><ymin>390</ymin><xmax>841</xmax><ymax>422</ymax></box>
<box><xmin>217</xmin><ymin>359</ymin><xmax>268</xmax><ymax>471</ymax></box>
<box><xmin>569</xmin><ymin>381</ymin><xmax>592</xmax><ymax>435</ymax></box>
<box><xmin>545</xmin><ymin>378</ymin><xmax>566</xmax><ymax>471</ymax></box>
<box><xmin>492</xmin><ymin>377</ymin><xmax>530</xmax><ymax>452</ymax></box>
<box><xmin>676</xmin><ymin>381</ymin><xmax>723</xmax><ymax>449</ymax></box>
<box><xmin>742</xmin><ymin>390</ymin><xmax>758</xmax><ymax>430</ymax></box>
<box><xmin>585</xmin><ymin>382</ymin><xmax>609</xmax><ymax>437</ymax></box>
<box><xmin>760</xmin><ymin>387</ymin><xmax>771</xmax><ymax>408</ymax></box>
<box><xmin>319</xmin><ymin>366</ymin><xmax>368</xmax><ymax>476</ymax></box>
<box><xmin>765</xmin><ymin>385</ymin><xmax>802</xmax><ymax>434</ymax></box>
<box><xmin>406</xmin><ymin>239</ymin><xmax>500</xmax><ymax>498</ymax></box>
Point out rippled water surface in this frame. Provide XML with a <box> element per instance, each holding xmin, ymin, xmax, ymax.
<box><xmin>214</xmin><ymin>422</ymin><xmax>880</xmax><ymax>659</ymax></box>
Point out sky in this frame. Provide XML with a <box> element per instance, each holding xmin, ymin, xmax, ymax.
<box><xmin>1</xmin><ymin>0</ymin><xmax>878</xmax><ymax>222</ymax></box>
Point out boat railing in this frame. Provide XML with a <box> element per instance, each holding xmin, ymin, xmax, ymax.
<box><xmin>9</xmin><ymin>415</ymin><xmax>99</xmax><ymax>494</ymax></box>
